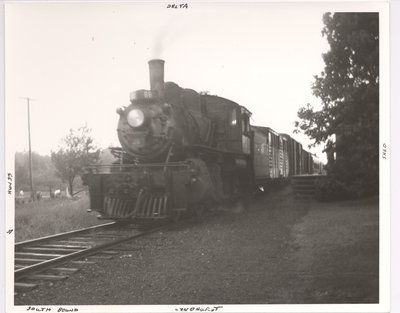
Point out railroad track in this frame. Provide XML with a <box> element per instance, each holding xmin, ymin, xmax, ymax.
<box><xmin>14</xmin><ymin>221</ymin><xmax>169</xmax><ymax>292</ymax></box>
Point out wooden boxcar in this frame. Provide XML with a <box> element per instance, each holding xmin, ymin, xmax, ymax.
<box><xmin>251</xmin><ymin>126</ymin><xmax>289</xmax><ymax>189</ymax></box>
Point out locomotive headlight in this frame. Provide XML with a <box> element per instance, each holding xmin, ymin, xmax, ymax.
<box><xmin>127</xmin><ymin>109</ymin><xmax>145</xmax><ymax>128</ymax></box>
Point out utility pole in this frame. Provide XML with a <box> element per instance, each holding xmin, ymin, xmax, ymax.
<box><xmin>21</xmin><ymin>97</ymin><xmax>35</xmax><ymax>201</ymax></box>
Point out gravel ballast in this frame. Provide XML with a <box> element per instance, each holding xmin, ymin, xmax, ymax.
<box><xmin>14</xmin><ymin>186</ymin><xmax>379</xmax><ymax>305</ymax></box>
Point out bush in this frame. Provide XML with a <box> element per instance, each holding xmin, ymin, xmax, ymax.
<box><xmin>315</xmin><ymin>176</ymin><xmax>352</xmax><ymax>202</ymax></box>
<box><xmin>316</xmin><ymin>163</ymin><xmax>379</xmax><ymax>202</ymax></box>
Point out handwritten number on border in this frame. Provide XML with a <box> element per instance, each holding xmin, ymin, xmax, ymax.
<box><xmin>7</xmin><ymin>173</ymin><xmax>13</xmax><ymax>195</ymax></box>
<box><xmin>382</xmin><ymin>143</ymin><xmax>387</xmax><ymax>159</ymax></box>
<box><xmin>167</xmin><ymin>3</ymin><xmax>188</xmax><ymax>9</ymax></box>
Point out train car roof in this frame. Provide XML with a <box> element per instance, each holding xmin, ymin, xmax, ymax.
<box><xmin>281</xmin><ymin>133</ymin><xmax>302</xmax><ymax>145</ymax></box>
<box><xmin>164</xmin><ymin>82</ymin><xmax>253</xmax><ymax>116</ymax></box>
<box><xmin>240</xmin><ymin>106</ymin><xmax>252</xmax><ymax>117</ymax></box>
<box><xmin>203</xmin><ymin>94</ymin><xmax>240</xmax><ymax>107</ymax></box>
<box><xmin>281</xmin><ymin>133</ymin><xmax>295</xmax><ymax>140</ymax></box>
<box><xmin>203</xmin><ymin>94</ymin><xmax>252</xmax><ymax>116</ymax></box>
<box><xmin>251</xmin><ymin>125</ymin><xmax>280</xmax><ymax>136</ymax></box>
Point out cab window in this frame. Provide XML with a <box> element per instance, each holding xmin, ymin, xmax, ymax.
<box><xmin>231</xmin><ymin>109</ymin><xmax>237</xmax><ymax>126</ymax></box>
<box><xmin>242</xmin><ymin>114</ymin><xmax>250</xmax><ymax>133</ymax></box>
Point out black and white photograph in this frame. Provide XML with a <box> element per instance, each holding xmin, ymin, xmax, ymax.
<box><xmin>3</xmin><ymin>1</ymin><xmax>390</xmax><ymax>312</ymax></box>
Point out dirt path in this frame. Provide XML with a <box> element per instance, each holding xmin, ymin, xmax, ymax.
<box><xmin>283</xmin><ymin>197</ymin><xmax>379</xmax><ymax>303</ymax></box>
<box><xmin>15</xmin><ymin>186</ymin><xmax>379</xmax><ymax>305</ymax></box>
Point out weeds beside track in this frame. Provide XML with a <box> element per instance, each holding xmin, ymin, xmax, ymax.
<box><xmin>15</xmin><ymin>196</ymin><xmax>104</xmax><ymax>242</ymax></box>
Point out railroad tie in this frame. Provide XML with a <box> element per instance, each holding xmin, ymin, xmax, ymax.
<box><xmin>71</xmin><ymin>260</ymin><xmax>97</xmax><ymax>265</ymax></box>
<box><xmin>22</xmin><ymin>247</ymin><xmax>81</xmax><ymax>253</ymax></box>
<box><xmin>87</xmin><ymin>255</ymin><xmax>113</xmax><ymax>260</ymax></box>
<box><xmin>101</xmin><ymin>250</ymin><xmax>119</xmax><ymax>255</ymax></box>
<box><xmin>65</xmin><ymin>236</ymin><xmax>99</xmax><ymax>241</ymax></box>
<box><xmin>35</xmin><ymin>244</ymin><xmax>89</xmax><ymax>249</ymax></box>
<box><xmin>25</xmin><ymin>274</ymin><xmax>68</xmax><ymax>281</ymax></box>
<box><xmin>111</xmin><ymin>245</ymin><xmax>140</xmax><ymax>251</ymax></box>
<box><xmin>15</xmin><ymin>258</ymin><xmax>47</xmax><ymax>264</ymax></box>
<box><xmin>15</xmin><ymin>282</ymin><xmax>38</xmax><ymax>291</ymax></box>
<box><xmin>48</xmin><ymin>267</ymin><xmax>80</xmax><ymax>273</ymax></box>
<box><xmin>15</xmin><ymin>252</ymin><xmax>64</xmax><ymax>259</ymax></box>
<box><xmin>54</xmin><ymin>240</ymin><xmax>94</xmax><ymax>245</ymax></box>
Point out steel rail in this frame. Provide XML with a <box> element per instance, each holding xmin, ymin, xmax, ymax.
<box><xmin>14</xmin><ymin>223</ymin><xmax>169</xmax><ymax>280</ymax></box>
<box><xmin>15</xmin><ymin>222</ymin><xmax>117</xmax><ymax>248</ymax></box>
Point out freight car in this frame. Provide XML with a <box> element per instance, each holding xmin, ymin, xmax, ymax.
<box><xmin>83</xmin><ymin>59</ymin><xmax>322</xmax><ymax>222</ymax></box>
<box><xmin>251</xmin><ymin>126</ymin><xmax>289</xmax><ymax>191</ymax></box>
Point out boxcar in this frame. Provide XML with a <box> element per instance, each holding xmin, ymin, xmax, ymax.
<box><xmin>251</xmin><ymin>126</ymin><xmax>289</xmax><ymax>189</ymax></box>
<box><xmin>281</xmin><ymin>134</ymin><xmax>304</xmax><ymax>176</ymax></box>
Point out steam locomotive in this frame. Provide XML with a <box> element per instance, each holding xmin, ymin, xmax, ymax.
<box><xmin>82</xmin><ymin>60</ymin><xmax>323</xmax><ymax>221</ymax></box>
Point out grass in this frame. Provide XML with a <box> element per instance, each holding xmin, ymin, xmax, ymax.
<box><xmin>15</xmin><ymin>195</ymin><xmax>106</xmax><ymax>242</ymax></box>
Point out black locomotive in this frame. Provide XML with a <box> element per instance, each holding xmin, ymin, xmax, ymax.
<box><xmin>83</xmin><ymin>60</ymin><xmax>322</xmax><ymax>221</ymax></box>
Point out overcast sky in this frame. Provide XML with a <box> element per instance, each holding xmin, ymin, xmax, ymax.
<box><xmin>5</xmin><ymin>2</ymin><xmax>386</xmax><ymax>162</ymax></box>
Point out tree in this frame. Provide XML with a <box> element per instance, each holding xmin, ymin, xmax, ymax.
<box><xmin>15</xmin><ymin>152</ymin><xmax>61</xmax><ymax>192</ymax></box>
<box><xmin>51</xmin><ymin>126</ymin><xmax>100</xmax><ymax>196</ymax></box>
<box><xmin>295</xmin><ymin>13</ymin><xmax>379</xmax><ymax>196</ymax></box>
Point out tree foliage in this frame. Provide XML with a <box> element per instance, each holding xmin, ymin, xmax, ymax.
<box><xmin>15</xmin><ymin>152</ymin><xmax>61</xmax><ymax>192</ymax></box>
<box><xmin>51</xmin><ymin>126</ymin><xmax>100</xmax><ymax>196</ymax></box>
<box><xmin>295</xmin><ymin>13</ymin><xmax>379</xmax><ymax>197</ymax></box>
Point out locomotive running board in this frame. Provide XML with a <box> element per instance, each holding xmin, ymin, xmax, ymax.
<box><xmin>84</xmin><ymin>162</ymin><xmax>189</xmax><ymax>174</ymax></box>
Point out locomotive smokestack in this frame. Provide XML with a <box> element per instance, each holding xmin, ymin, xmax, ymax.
<box><xmin>148</xmin><ymin>59</ymin><xmax>165</xmax><ymax>98</ymax></box>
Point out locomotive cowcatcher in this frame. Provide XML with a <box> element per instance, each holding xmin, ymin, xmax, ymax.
<box><xmin>82</xmin><ymin>59</ymin><xmax>255</xmax><ymax>221</ymax></box>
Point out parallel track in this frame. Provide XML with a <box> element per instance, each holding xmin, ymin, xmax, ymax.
<box><xmin>14</xmin><ymin>221</ymin><xmax>169</xmax><ymax>290</ymax></box>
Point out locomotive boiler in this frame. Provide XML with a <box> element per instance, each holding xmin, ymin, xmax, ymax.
<box><xmin>83</xmin><ymin>59</ymin><xmax>254</xmax><ymax>221</ymax></box>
